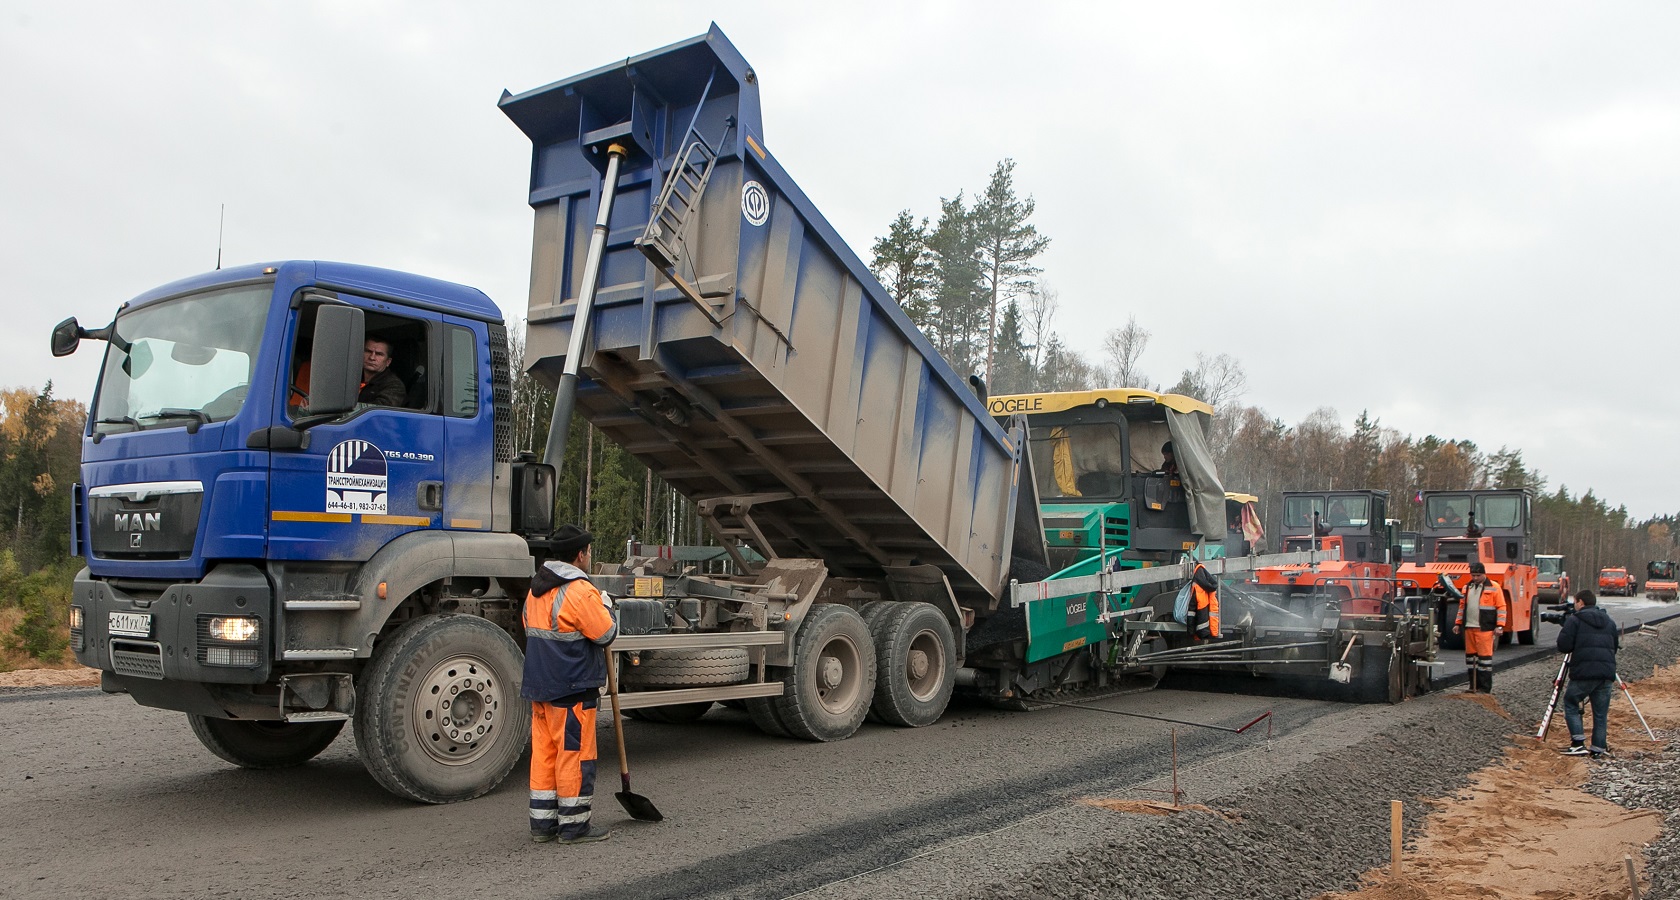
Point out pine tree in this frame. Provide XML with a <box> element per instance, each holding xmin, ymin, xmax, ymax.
<box><xmin>926</xmin><ymin>194</ymin><xmax>984</xmax><ymax>376</ymax></box>
<box><xmin>988</xmin><ymin>300</ymin><xmax>1035</xmax><ymax>394</ymax></box>
<box><xmin>869</xmin><ymin>210</ymin><xmax>935</xmax><ymax>325</ymax></box>
<box><xmin>971</xmin><ymin>159</ymin><xmax>1050</xmax><ymax>379</ymax></box>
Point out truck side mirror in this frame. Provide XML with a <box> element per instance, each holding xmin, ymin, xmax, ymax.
<box><xmin>1506</xmin><ymin>540</ymin><xmax>1519</xmax><ymax>560</ymax></box>
<box><xmin>307</xmin><ymin>305</ymin><xmax>365</xmax><ymax>418</ymax></box>
<box><xmin>511</xmin><ymin>458</ymin><xmax>556</xmax><ymax>536</ymax></box>
<box><xmin>1391</xmin><ymin>544</ymin><xmax>1403</xmax><ymax>564</ymax></box>
<box><xmin>51</xmin><ymin>317</ymin><xmax>81</xmax><ymax>357</ymax></box>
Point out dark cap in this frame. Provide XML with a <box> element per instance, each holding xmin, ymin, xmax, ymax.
<box><xmin>1467</xmin><ymin>561</ymin><xmax>1486</xmax><ymax>574</ymax></box>
<box><xmin>551</xmin><ymin>524</ymin><xmax>593</xmax><ymax>561</ymax></box>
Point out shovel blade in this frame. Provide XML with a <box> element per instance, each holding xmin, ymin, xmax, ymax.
<box><xmin>617</xmin><ymin>789</ymin><xmax>663</xmax><ymax>822</ymax></box>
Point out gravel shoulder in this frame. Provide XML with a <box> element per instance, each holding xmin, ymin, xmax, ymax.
<box><xmin>873</xmin><ymin>623</ymin><xmax>1680</xmax><ymax>900</ymax></box>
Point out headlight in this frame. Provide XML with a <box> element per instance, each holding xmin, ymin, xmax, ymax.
<box><xmin>69</xmin><ymin>606</ymin><xmax>84</xmax><ymax>630</ymax></box>
<box><xmin>206</xmin><ymin>616</ymin><xmax>261</xmax><ymax>643</ymax></box>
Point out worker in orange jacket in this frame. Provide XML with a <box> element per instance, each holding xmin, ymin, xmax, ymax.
<box><xmin>1190</xmin><ymin>564</ymin><xmax>1221</xmax><ymax>640</ymax></box>
<box><xmin>523</xmin><ymin>524</ymin><xmax>618</xmax><ymax>844</ymax></box>
<box><xmin>1452</xmin><ymin>561</ymin><xmax>1507</xmax><ymax>693</ymax></box>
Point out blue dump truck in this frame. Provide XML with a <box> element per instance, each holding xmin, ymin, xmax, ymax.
<box><xmin>54</xmin><ymin>26</ymin><xmax>1367</xmax><ymax>803</ymax></box>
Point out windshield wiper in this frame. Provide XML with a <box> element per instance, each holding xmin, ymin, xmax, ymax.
<box><xmin>152</xmin><ymin>408</ymin><xmax>212</xmax><ymax>434</ymax></box>
<box><xmin>96</xmin><ymin>416</ymin><xmax>142</xmax><ymax>429</ymax></box>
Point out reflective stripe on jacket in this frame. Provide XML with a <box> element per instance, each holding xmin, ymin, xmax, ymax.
<box><xmin>1454</xmin><ymin>580</ymin><xmax>1508</xmax><ymax>630</ymax></box>
<box><xmin>1191</xmin><ymin>565</ymin><xmax>1221</xmax><ymax>639</ymax></box>
<box><xmin>521</xmin><ymin>561</ymin><xmax>618</xmax><ymax>703</ymax></box>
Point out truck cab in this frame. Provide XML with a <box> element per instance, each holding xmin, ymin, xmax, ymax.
<box><xmin>1598</xmin><ymin>567</ymin><xmax>1634</xmax><ymax>596</ymax></box>
<box><xmin>1398</xmin><ymin>491</ymin><xmax>1539</xmax><ymax>647</ymax></box>
<box><xmin>54</xmin><ymin>261</ymin><xmax>552</xmax><ymax>803</ymax></box>
<box><xmin>1254</xmin><ymin>490</ymin><xmax>1394</xmax><ymax>615</ymax></box>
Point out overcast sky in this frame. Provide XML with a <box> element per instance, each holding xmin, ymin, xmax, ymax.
<box><xmin>3</xmin><ymin>2</ymin><xmax>1676</xmax><ymax>518</ymax></box>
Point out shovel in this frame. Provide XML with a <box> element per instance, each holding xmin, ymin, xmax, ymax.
<box><xmin>605</xmin><ymin>652</ymin><xmax>663</xmax><ymax>822</ymax></box>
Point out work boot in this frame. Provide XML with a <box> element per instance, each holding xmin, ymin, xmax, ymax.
<box><xmin>557</xmin><ymin>825</ymin><xmax>611</xmax><ymax>845</ymax></box>
<box><xmin>531</xmin><ymin>830</ymin><xmax>558</xmax><ymax>843</ymax></box>
<box><xmin>1482</xmin><ymin>671</ymin><xmax>1494</xmax><ymax>694</ymax></box>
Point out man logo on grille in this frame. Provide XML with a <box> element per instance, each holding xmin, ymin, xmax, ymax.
<box><xmin>326</xmin><ymin>440</ymin><xmax>388</xmax><ymax>514</ymax></box>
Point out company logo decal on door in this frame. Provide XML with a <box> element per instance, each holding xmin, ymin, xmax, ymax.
<box><xmin>326</xmin><ymin>440</ymin><xmax>388</xmax><ymax>514</ymax></box>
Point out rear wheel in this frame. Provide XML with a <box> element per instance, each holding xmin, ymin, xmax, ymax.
<box><xmin>773</xmin><ymin>603</ymin><xmax>876</xmax><ymax>741</ymax></box>
<box><xmin>353</xmin><ymin>614</ymin><xmax>530</xmax><ymax>804</ymax></box>
<box><xmin>868</xmin><ymin>602</ymin><xmax>957</xmax><ymax>727</ymax></box>
<box><xmin>189</xmin><ymin>715</ymin><xmax>343</xmax><ymax>769</ymax></box>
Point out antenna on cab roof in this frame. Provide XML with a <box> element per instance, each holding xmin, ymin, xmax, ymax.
<box><xmin>216</xmin><ymin>204</ymin><xmax>225</xmax><ymax>270</ymax></box>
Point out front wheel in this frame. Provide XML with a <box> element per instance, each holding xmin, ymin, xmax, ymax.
<box><xmin>353</xmin><ymin>614</ymin><xmax>531</xmax><ymax>804</ymax></box>
<box><xmin>189</xmin><ymin>715</ymin><xmax>343</xmax><ymax>769</ymax></box>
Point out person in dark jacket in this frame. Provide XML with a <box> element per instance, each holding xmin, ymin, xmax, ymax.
<box><xmin>1556</xmin><ymin>589</ymin><xmax>1620</xmax><ymax>758</ymax></box>
<box><xmin>357</xmin><ymin>338</ymin><xmax>408</xmax><ymax>407</ymax></box>
<box><xmin>523</xmin><ymin>525</ymin><xmax>618</xmax><ymax>843</ymax></box>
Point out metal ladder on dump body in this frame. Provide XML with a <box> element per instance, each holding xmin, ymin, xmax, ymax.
<box><xmin>635</xmin><ymin>67</ymin><xmax>733</xmax><ymax>321</ymax></box>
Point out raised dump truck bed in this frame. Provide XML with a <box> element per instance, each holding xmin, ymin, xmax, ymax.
<box><xmin>501</xmin><ymin>26</ymin><xmax>1023</xmax><ymax>610</ymax></box>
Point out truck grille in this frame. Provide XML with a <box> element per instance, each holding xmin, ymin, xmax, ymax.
<box><xmin>111</xmin><ymin>640</ymin><xmax>165</xmax><ymax>680</ymax></box>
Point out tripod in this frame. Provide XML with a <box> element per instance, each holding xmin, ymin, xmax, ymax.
<box><xmin>1535</xmin><ymin>654</ymin><xmax>1569</xmax><ymax>740</ymax></box>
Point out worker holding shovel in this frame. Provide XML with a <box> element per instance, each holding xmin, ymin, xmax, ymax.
<box><xmin>523</xmin><ymin>525</ymin><xmax>618</xmax><ymax>844</ymax></box>
<box><xmin>1452</xmin><ymin>561</ymin><xmax>1506</xmax><ymax>693</ymax></box>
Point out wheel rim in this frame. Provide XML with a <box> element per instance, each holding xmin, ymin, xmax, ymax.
<box><xmin>905</xmin><ymin>628</ymin><xmax>947</xmax><ymax>702</ymax></box>
<box><xmin>814</xmin><ymin>634</ymin><xmax>864</xmax><ymax>715</ymax></box>
<box><xmin>411</xmin><ymin>653</ymin><xmax>503</xmax><ymax>766</ymax></box>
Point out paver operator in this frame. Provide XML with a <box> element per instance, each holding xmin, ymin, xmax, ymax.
<box><xmin>1556</xmin><ymin>589</ymin><xmax>1620</xmax><ymax>758</ymax></box>
<box><xmin>523</xmin><ymin>525</ymin><xmax>618</xmax><ymax>844</ymax></box>
<box><xmin>1451</xmin><ymin>561</ymin><xmax>1507</xmax><ymax>693</ymax></box>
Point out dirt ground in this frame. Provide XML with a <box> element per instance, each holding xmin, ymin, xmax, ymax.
<box><xmin>1319</xmin><ymin>662</ymin><xmax>1680</xmax><ymax>900</ymax></box>
<box><xmin>0</xmin><ymin>663</ymin><xmax>98</xmax><ymax>688</ymax></box>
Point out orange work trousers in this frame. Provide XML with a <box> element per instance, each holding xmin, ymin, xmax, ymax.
<box><xmin>529</xmin><ymin>696</ymin><xmax>599</xmax><ymax>839</ymax></box>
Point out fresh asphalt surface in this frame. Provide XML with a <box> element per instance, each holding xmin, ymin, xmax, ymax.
<box><xmin>3</xmin><ymin>594</ymin><xmax>1673</xmax><ymax>900</ymax></box>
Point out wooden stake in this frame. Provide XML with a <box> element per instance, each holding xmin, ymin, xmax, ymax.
<box><xmin>1625</xmin><ymin>854</ymin><xmax>1640</xmax><ymax>900</ymax></box>
<box><xmin>1390</xmin><ymin>800</ymin><xmax>1403</xmax><ymax>878</ymax></box>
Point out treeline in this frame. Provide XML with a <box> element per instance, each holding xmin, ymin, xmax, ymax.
<box><xmin>0</xmin><ymin>385</ymin><xmax>85</xmax><ymax>671</ymax></box>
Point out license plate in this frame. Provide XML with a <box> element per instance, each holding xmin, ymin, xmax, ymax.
<box><xmin>108</xmin><ymin>611</ymin><xmax>152</xmax><ymax>638</ymax></box>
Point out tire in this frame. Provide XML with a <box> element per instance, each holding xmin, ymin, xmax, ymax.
<box><xmin>634</xmin><ymin>701</ymin><xmax>714</xmax><ymax>724</ymax></box>
<box><xmin>746</xmin><ymin>691</ymin><xmax>792</xmax><ymax>738</ymax></box>
<box><xmin>868</xmin><ymin>602</ymin><xmax>957</xmax><ymax>727</ymax></box>
<box><xmin>189</xmin><ymin>715</ymin><xmax>343</xmax><ymax>769</ymax></box>
<box><xmin>620</xmin><ymin>648</ymin><xmax>750</xmax><ymax>687</ymax></box>
<box><xmin>1517</xmin><ymin>598</ymin><xmax>1538</xmax><ymax>645</ymax></box>
<box><xmin>353</xmin><ymin>614</ymin><xmax>530</xmax><ymax>804</ymax></box>
<box><xmin>773</xmin><ymin>603</ymin><xmax>876</xmax><ymax>741</ymax></box>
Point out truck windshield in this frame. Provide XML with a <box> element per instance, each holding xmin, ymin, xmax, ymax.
<box><xmin>1028</xmin><ymin>422</ymin><xmax>1127</xmax><ymax>500</ymax></box>
<box><xmin>1537</xmin><ymin>557</ymin><xmax>1563</xmax><ymax>577</ymax></box>
<box><xmin>1475</xmin><ymin>496</ymin><xmax>1522</xmax><ymax>528</ymax></box>
<box><xmin>1324</xmin><ymin>496</ymin><xmax>1370</xmax><ymax>527</ymax></box>
<box><xmin>92</xmin><ymin>285</ymin><xmax>270</xmax><ymax>435</ymax></box>
<box><xmin>1426</xmin><ymin>496</ymin><xmax>1470</xmax><ymax>530</ymax></box>
<box><xmin>1283</xmin><ymin>496</ymin><xmax>1323</xmax><ymax>527</ymax></box>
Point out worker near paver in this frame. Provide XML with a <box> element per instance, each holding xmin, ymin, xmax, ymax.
<box><xmin>1556</xmin><ymin>589</ymin><xmax>1620</xmax><ymax>758</ymax></box>
<box><xmin>523</xmin><ymin>525</ymin><xmax>618</xmax><ymax>844</ymax></box>
<box><xmin>1451</xmin><ymin>561</ymin><xmax>1507</xmax><ymax>693</ymax></box>
<box><xmin>1190</xmin><ymin>564</ymin><xmax>1221</xmax><ymax>640</ymax></box>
